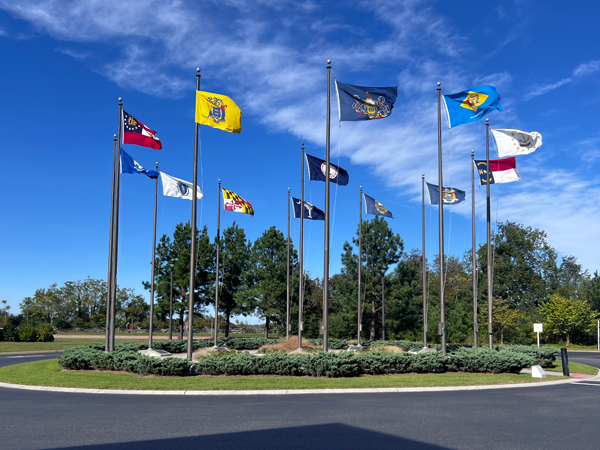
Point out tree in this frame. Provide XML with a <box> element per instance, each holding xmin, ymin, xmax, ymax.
<box><xmin>492</xmin><ymin>297</ymin><xmax>523</xmax><ymax>345</ymax></box>
<box><xmin>539</xmin><ymin>294</ymin><xmax>599</xmax><ymax>346</ymax></box>
<box><xmin>0</xmin><ymin>300</ymin><xmax>10</xmax><ymax>328</ymax></box>
<box><xmin>555</xmin><ymin>256</ymin><xmax>588</xmax><ymax>299</ymax></box>
<box><xmin>339</xmin><ymin>217</ymin><xmax>403</xmax><ymax>340</ymax></box>
<box><xmin>581</xmin><ymin>271</ymin><xmax>600</xmax><ymax>312</ymax></box>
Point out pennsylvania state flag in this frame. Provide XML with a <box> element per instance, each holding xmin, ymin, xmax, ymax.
<box><xmin>196</xmin><ymin>91</ymin><xmax>242</xmax><ymax>134</ymax></box>
<box><xmin>363</xmin><ymin>193</ymin><xmax>393</xmax><ymax>218</ymax></box>
<box><xmin>335</xmin><ymin>80</ymin><xmax>397</xmax><ymax>121</ymax></box>
<box><xmin>443</xmin><ymin>85</ymin><xmax>502</xmax><ymax>128</ymax></box>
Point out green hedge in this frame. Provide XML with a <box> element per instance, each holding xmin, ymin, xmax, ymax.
<box><xmin>308</xmin><ymin>338</ymin><xmax>349</xmax><ymax>349</ymax></box>
<box><xmin>501</xmin><ymin>345</ymin><xmax>556</xmax><ymax>367</ymax></box>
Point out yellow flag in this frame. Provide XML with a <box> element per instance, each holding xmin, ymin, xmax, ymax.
<box><xmin>195</xmin><ymin>91</ymin><xmax>242</xmax><ymax>134</ymax></box>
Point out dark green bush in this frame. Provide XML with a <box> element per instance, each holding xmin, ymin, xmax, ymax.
<box><xmin>0</xmin><ymin>325</ymin><xmax>20</xmax><ymax>342</ymax></box>
<box><xmin>446</xmin><ymin>348</ymin><xmax>534</xmax><ymax>374</ymax></box>
<box><xmin>502</xmin><ymin>346</ymin><xmax>556</xmax><ymax>367</ymax></box>
<box><xmin>36</xmin><ymin>324</ymin><xmax>54</xmax><ymax>342</ymax></box>
<box><xmin>309</xmin><ymin>338</ymin><xmax>349</xmax><ymax>349</ymax></box>
<box><xmin>18</xmin><ymin>324</ymin><xmax>39</xmax><ymax>342</ymax></box>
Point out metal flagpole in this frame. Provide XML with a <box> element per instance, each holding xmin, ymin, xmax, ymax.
<box><xmin>381</xmin><ymin>270</ymin><xmax>385</xmax><ymax>341</ymax></box>
<box><xmin>214</xmin><ymin>179</ymin><xmax>221</xmax><ymax>348</ymax></box>
<box><xmin>472</xmin><ymin>150</ymin><xmax>478</xmax><ymax>347</ymax></box>
<box><xmin>422</xmin><ymin>174</ymin><xmax>427</xmax><ymax>348</ymax></box>
<box><xmin>357</xmin><ymin>186</ymin><xmax>363</xmax><ymax>347</ymax></box>
<box><xmin>286</xmin><ymin>188</ymin><xmax>291</xmax><ymax>340</ymax></box>
<box><xmin>187</xmin><ymin>68</ymin><xmax>201</xmax><ymax>360</ymax></box>
<box><xmin>169</xmin><ymin>262</ymin><xmax>174</xmax><ymax>340</ymax></box>
<box><xmin>148</xmin><ymin>162</ymin><xmax>159</xmax><ymax>349</ymax></box>
<box><xmin>486</xmin><ymin>118</ymin><xmax>493</xmax><ymax>349</ymax></box>
<box><xmin>322</xmin><ymin>59</ymin><xmax>332</xmax><ymax>352</ymax></box>
<box><xmin>437</xmin><ymin>82</ymin><xmax>446</xmax><ymax>355</ymax></box>
<box><xmin>106</xmin><ymin>133</ymin><xmax>118</xmax><ymax>352</ymax></box>
<box><xmin>298</xmin><ymin>144</ymin><xmax>305</xmax><ymax>350</ymax></box>
<box><xmin>110</xmin><ymin>98</ymin><xmax>123</xmax><ymax>352</ymax></box>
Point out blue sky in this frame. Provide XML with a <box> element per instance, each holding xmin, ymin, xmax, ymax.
<box><xmin>2</xmin><ymin>0</ymin><xmax>600</xmax><ymax>317</ymax></box>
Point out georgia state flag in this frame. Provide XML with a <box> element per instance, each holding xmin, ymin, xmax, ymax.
<box><xmin>122</xmin><ymin>110</ymin><xmax>162</xmax><ymax>150</ymax></box>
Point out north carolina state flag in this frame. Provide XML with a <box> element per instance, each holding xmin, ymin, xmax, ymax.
<box><xmin>474</xmin><ymin>157</ymin><xmax>520</xmax><ymax>185</ymax></box>
<box><xmin>122</xmin><ymin>110</ymin><xmax>162</xmax><ymax>150</ymax></box>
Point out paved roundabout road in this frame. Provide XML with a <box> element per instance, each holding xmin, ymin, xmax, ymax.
<box><xmin>1</xmin><ymin>352</ymin><xmax>599</xmax><ymax>450</ymax></box>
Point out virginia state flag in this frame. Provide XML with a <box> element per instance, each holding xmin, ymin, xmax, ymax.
<box><xmin>195</xmin><ymin>91</ymin><xmax>242</xmax><ymax>134</ymax></box>
<box><xmin>443</xmin><ymin>85</ymin><xmax>502</xmax><ymax>128</ymax></box>
<box><xmin>335</xmin><ymin>80</ymin><xmax>397</xmax><ymax>121</ymax></box>
<box><xmin>305</xmin><ymin>153</ymin><xmax>349</xmax><ymax>186</ymax></box>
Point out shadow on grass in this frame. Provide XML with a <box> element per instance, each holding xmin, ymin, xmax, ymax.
<box><xmin>48</xmin><ymin>423</ymin><xmax>449</xmax><ymax>450</ymax></box>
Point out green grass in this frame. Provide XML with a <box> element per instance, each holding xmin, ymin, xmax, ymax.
<box><xmin>0</xmin><ymin>338</ymin><xmax>149</xmax><ymax>353</ymax></box>
<box><xmin>0</xmin><ymin>359</ymin><xmax>568</xmax><ymax>391</ymax></box>
<box><xmin>539</xmin><ymin>343</ymin><xmax>600</xmax><ymax>350</ymax></box>
<box><xmin>547</xmin><ymin>360</ymin><xmax>599</xmax><ymax>375</ymax></box>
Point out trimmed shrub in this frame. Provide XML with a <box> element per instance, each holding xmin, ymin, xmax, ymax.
<box><xmin>18</xmin><ymin>324</ymin><xmax>39</xmax><ymax>342</ymax></box>
<box><xmin>502</xmin><ymin>346</ymin><xmax>556</xmax><ymax>368</ymax></box>
<box><xmin>446</xmin><ymin>348</ymin><xmax>534</xmax><ymax>374</ymax></box>
<box><xmin>309</xmin><ymin>338</ymin><xmax>349</xmax><ymax>349</ymax></box>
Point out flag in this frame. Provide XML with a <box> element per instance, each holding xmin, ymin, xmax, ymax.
<box><xmin>120</xmin><ymin>148</ymin><xmax>159</xmax><ymax>179</ymax></box>
<box><xmin>195</xmin><ymin>91</ymin><xmax>242</xmax><ymax>134</ymax></box>
<box><xmin>305</xmin><ymin>153</ymin><xmax>349</xmax><ymax>186</ymax></box>
<box><xmin>426</xmin><ymin>182</ymin><xmax>466</xmax><ymax>205</ymax></box>
<box><xmin>335</xmin><ymin>80</ymin><xmax>398</xmax><ymax>121</ymax></box>
<box><xmin>363</xmin><ymin>193</ymin><xmax>393</xmax><ymax>218</ymax></box>
<box><xmin>222</xmin><ymin>188</ymin><xmax>254</xmax><ymax>216</ymax></box>
<box><xmin>443</xmin><ymin>85</ymin><xmax>502</xmax><ymax>128</ymax></box>
<box><xmin>492</xmin><ymin>129</ymin><xmax>542</xmax><ymax>158</ymax></box>
<box><xmin>474</xmin><ymin>157</ymin><xmax>520</xmax><ymax>185</ymax></box>
<box><xmin>160</xmin><ymin>172</ymin><xmax>203</xmax><ymax>200</ymax></box>
<box><xmin>292</xmin><ymin>197</ymin><xmax>324</xmax><ymax>220</ymax></box>
<box><xmin>122</xmin><ymin>111</ymin><xmax>162</xmax><ymax>149</ymax></box>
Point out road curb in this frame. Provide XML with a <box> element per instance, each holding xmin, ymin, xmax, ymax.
<box><xmin>0</xmin><ymin>376</ymin><xmax>585</xmax><ymax>396</ymax></box>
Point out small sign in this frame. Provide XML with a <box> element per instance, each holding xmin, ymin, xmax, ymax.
<box><xmin>319</xmin><ymin>321</ymin><xmax>329</xmax><ymax>334</ymax></box>
<box><xmin>534</xmin><ymin>323</ymin><xmax>543</xmax><ymax>333</ymax></box>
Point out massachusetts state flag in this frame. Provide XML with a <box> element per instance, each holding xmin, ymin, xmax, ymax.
<box><xmin>292</xmin><ymin>197</ymin><xmax>324</xmax><ymax>220</ymax></box>
<box><xmin>306</xmin><ymin>153</ymin><xmax>349</xmax><ymax>186</ymax></box>
<box><xmin>160</xmin><ymin>172</ymin><xmax>202</xmax><ymax>200</ymax></box>
<box><xmin>123</xmin><ymin>111</ymin><xmax>162</xmax><ymax>149</ymax></box>
<box><xmin>443</xmin><ymin>85</ymin><xmax>502</xmax><ymax>128</ymax></box>
<box><xmin>474</xmin><ymin>157</ymin><xmax>520</xmax><ymax>185</ymax></box>
<box><xmin>222</xmin><ymin>188</ymin><xmax>254</xmax><ymax>216</ymax></box>
<box><xmin>363</xmin><ymin>193</ymin><xmax>393</xmax><ymax>218</ymax></box>
<box><xmin>426</xmin><ymin>183</ymin><xmax>466</xmax><ymax>205</ymax></box>
<box><xmin>335</xmin><ymin>80</ymin><xmax>397</xmax><ymax>121</ymax></box>
<box><xmin>120</xmin><ymin>148</ymin><xmax>159</xmax><ymax>179</ymax></box>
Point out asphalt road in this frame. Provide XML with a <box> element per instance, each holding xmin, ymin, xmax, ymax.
<box><xmin>1</xmin><ymin>351</ymin><xmax>599</xmax><ymax>450</ymax></box>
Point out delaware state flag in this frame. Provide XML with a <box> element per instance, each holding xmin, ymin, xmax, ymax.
<box><xmin>443</xmin><ymin>85</ymin><xmax>502</xmax><ymax>128</ymax></box>
<box><xmin>474</xmin><ymin>157</ymin><xmax>520</xmax><ymax>185</ymax></box>
<box><xmin>123</xmin><ymin>111</ymin><xmax>162</xmax><ymax>149</ymax></box>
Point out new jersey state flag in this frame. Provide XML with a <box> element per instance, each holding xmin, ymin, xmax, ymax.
<box><xmin>222</xmin><ymin>188</ymin><xmax>254</xmax><ymax>216</ymax></box>
<box><xmin>426</xmin><ymin>183</ymin><xmax>466</xmax><ymax>205</ymax></box>
<box><xmin>474</xmin><ymin>157</ymin><xmax>520</xmax><ymax>185</ymax></box>
<box><xmin>335</xmin><ymin>80</ymin><xmax>397</xmax><ymax>121</ymax></box>
<box><xmin>363</xmin><ymin>193</ymin><xmax>393</xmax><ymax>218</ymax></box>
<box><xmin>443</xmin><ymin>85</ymin><xmax>502</xmax><ymax>128</ymax></box>
<box><xmin>195</xmin><ymin>91</ymin><xmax>241</xmax><ymax>134</ymax></box>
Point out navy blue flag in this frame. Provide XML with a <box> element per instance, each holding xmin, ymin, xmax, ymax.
<box><xmin>426</xmin><ymin>182</ymin><xmax>466</xmax><ymax>205</ymax></box>
<box><xmin>305</xmin><ymin>153</ymin><xmax>349</xmax><ymax>186</ymax></box>
<box><xmin>292</xmin><ymin>197</ymin><xmax>325</xmax><ymax>221</ymax></box>
<box><xmin>121</xmin><ymin>148</ymin><xmax>159</xmax><ymax>179</ymax></box>
<box><xmin>364</xmin><ymin>193</ymin><xmax>393</xmax><ymax>218</ymax></box>
<box><xmin>335</xmin><ymin>80</ymin><xmax>397</xmax><ymax>121</ymax></box>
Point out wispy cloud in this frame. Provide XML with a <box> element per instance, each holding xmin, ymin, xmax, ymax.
<box><xmin>55</xmin><ymin>47</ymin><xmax>88</xmax><ymax>60</ymax></box>
<box><xmin>525</xmin><ymin>59</ymin><xmax>600</xmax><ymax>100</ymax></box>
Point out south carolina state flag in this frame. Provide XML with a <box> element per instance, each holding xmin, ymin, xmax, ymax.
<box><xmin>474</xmin><ymin>157</ymin><xmax>520</xmax><ymax>185</ymax></box>
<box><xmin>122</xmin><ymin>111</ymin><xmax>162</xmax><ymax>149</ymax></box>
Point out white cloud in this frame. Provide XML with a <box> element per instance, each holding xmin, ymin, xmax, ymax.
<box><xmin>55</xmin><ymin>47</ymin><xmax>88</xmax><ymax>60</ymax></box>
<box><xmin>525</xmin><ymin>59</ymin><xmax>600</xmax><ymax>100</ymax></box>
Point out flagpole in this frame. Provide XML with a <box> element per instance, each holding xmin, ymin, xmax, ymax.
<box><xmin>286</xmin><ymin>187</ymin><xmax>291</xmax><ymax>340</ymax></box>
<box><xmin>322</xmin><ymin>59</ymin><xmax>332</xmax><ymax>353</ymax></box>
<box><xmin>422</xmin><ymin>174</ymin><xmax>427</xmax><ymax>348</ymax></box>
<box><xmin>298</xmin><ymin>144</ymin><xmax>305</xmax><ymax>350</ymax></box>
<box><xmin>472</xmin><ymin>150</ymin><xmax>478</xmax><ymax>347</ymax></box>
<box><xmin>148</xmin><ymin>162</ymin><xmax>159</xmax><ymax>350</ymax></box>
<box><xmin>110</xmin><ymin>98</ymin><xmax>123</xmax><ymax>352</ymax></box>
<box><xmin>486</xmin><ymin>118</ymin><xmax>493</xmax><ymax>349</ymax></box>
<box><xmin>187</xmin><ymin>68</ymin><xmax>201</xmax><ymax>360</ymax></box>
<box><xmin>214</xmin><ymin>179</ymin><xmax>221</xmax><ymax>348</ymax></box>
<box><xmin>437</xmin><ymin>82</ymin><xmax>446</xmax><ymax>356</ymax></box>
<box><xmin>105</xmin><ymin>132</ymin><xmax>118</xmax><ymax>352</ymax></box>
<box><xmin>357</xmin><ymin>186</ymin><xmax>363</xmax><ymax>347</ymax></box>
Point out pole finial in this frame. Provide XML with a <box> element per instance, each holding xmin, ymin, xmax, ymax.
<box><xmin>114</xmin><ymin>134</ymin><xmax>117</xmax><ymax>138</ymax></box>
<box><xmin>288</xmin><ymin>187</ymin><xmax>290</xmax><ymax>191</ymax></box>
<box><xmin>422</xmin><ymin>173</ymin><xmax>425</xmax><ymax>178</ymax></box>
<box><xmin>196</xmin><ymin>68</ymin><xmax>200</xmax><ymax>73</ymax></box>
<box><xmin>486</xmin><ymin>118</ymin><xmax>489</xmax><ymax>123</ymax></box>
<box><xmin>218</xmin><ymin>179</ymin><xmax>221</xmax><ymax>182</ymax></box>
<box><xmin>118</xmin><ymin>97</ymin><xmax>122</xmax><ymax>102</ymax></box>
<box><xmin>327</xmin><ymin>59</ymin><xmax>331</xmax><ymax>64</ymax></box>
<box><xmin>471</xmin><ymin>149</ymin><xmax>475</xmax><ymax>154</ymax></box>
<box><xmin>437</xmin><ymin>82</ymin><xmax>441</xmax><ymax>87</ymax></box>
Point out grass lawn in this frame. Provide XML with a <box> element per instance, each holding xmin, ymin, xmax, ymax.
<box><xmin>539</xmin><ymin>343</ymin><xmax>600</xmax><ymax>350</ymax></box>
<box><xmin>0</xmin><ymin>338</ymin><xmax>149</xmax><ymax>353</ymax></box>
<box><xmin>547</xmin><ymin>360</ymin><xmax>599</xmax><ymax>375</ymax></box>
<box><xmin>0</xmin><ymin>359</ymin><xmax>568</xmax><ymax>391</ymax></box>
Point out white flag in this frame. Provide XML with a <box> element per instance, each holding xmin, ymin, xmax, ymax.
<box><xmin>491</xmin><ymin>129</ymin><xmax>542</xmax><ymax>158</ymax></box>
<box><xmin>160</xmin><ymin>172</ymin><xmax>203</xmax><ymax>200</ymax></box>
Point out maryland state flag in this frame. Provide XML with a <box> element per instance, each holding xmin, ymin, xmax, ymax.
<box><xmin>196</xmin><ymin>91</ymin><xmax>242</xmax><ymax>134</ymax></box>
<box><xmin>222</xmin><ymin>188</ymin><xmax>253</xmax><ymax>216</ymax></box>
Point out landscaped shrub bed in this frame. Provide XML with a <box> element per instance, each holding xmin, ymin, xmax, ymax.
<box><xmin>501</xmin><ymin>345</ymin><xmax>556</xmax><ymax>367</ymax></box>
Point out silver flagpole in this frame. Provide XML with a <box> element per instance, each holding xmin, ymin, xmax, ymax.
<box><xmin>148</xmin><ymin>162</ymin><xmax>159</xmax><ymax>349</ymax></box>
<box><xmin>110</xmin><ymin>98</ymin><xmax>123</xmax><ymax>352</ymax></box>
<box><xmin>436</xmin><ymin>82</ymin><xmax>446</xmax><ymax>356</ymax></box>
<box><xmin>298</xmin><ymin>144</ymin><xmax>305</xmax><ymax>350</ymax></box>
<box><xmin>214</xmin><ymin>179</ymin><xmax>221</xmax><ymax>348</ymax></box>
<box><xmin>106</xmin><ymin>133</ymin><xmax>117</xmax><ymax>352</ymax></box>
<box><xmin>486</xmin><ymin>118</ymin><xmax>493</xmax><ymax>349</ymax></box>
<box><xmin>187</xmin><ymin>68</ymin><xmax>201</xmax><ymax>360</ymax></box>
<box><xmin>357</xmin><ymin>186</ymin><xmax>363</xmax><ymax>347</ymax></box>
<box><xmin>472</xmin><ymin>150</ymin><xmax>478</xmax><ymax>347</ymax></box>
<box><xmin>286</xmin><ymin>188</ymin><xmax>291</xmax><ymax>340</ymax></box>
<box><xmin>322</xmin><ymin>59</ymin><xmax>332</xmax><ymax>352</ymax></box>
<box><xmin>422</xmin><ymin>174</ymin><xmax>427</xmax><ymax>348</ymax></box>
